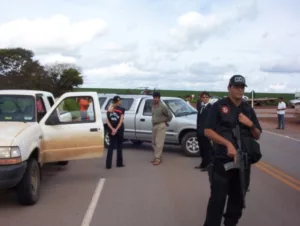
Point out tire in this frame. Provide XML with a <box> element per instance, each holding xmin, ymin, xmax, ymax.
<box><xmin>130</xmin><ymin>140</ymin><xmax>143</xmax><ymax>145</ymax></box>
<box><xmin>181</xmin><ymin>131</ymin><xmax>200</xmax><ymax>157</ymax></box>
<box><xmin>104</xmin><ymin>128</ymin><xmax>110</xmax><ymax>148</ymax></box>
<box><xmin>17</xmin><ymin>158</ymin><xmax>41</xmax><ymax>205</ymax></box>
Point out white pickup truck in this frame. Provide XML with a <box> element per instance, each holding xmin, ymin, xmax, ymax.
<box><xmin>0</xmin><ymin>90</ymin><xmax>104</xmax><ymax>205</ymax></box>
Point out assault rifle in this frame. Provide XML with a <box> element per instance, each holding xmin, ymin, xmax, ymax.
<box><xmin>223</xmin><ymin>123</ymin><xmax>248</xmax><ymax>208</ymax></box>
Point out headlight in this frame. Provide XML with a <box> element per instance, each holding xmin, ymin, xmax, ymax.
<box><xmin>0</xmin><ymin>146</ymin><xmax>21</xmax><ymax>158</ymax></box>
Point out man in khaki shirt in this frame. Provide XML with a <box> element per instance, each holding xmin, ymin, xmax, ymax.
<box><xmin>151</xmin><ymin>92</ymin><xmax>173</xmax><ymax>165</ymax></box>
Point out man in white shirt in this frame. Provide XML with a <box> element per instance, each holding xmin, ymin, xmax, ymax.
<box><xmin>277</xmin><ymin>97</ymin><xmax>286</xmax><ymax>130</ymax></box>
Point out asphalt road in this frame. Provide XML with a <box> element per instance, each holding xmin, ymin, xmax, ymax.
<box><xmin>0</xmin><ymin>132</ymin><xmax>300</xmax><ymax>226</ymax></box>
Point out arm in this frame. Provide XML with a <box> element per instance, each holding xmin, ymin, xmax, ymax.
<box><xmin>238</xmin><ymin>109</ymin><xmax>262</xmax><ymax>140</ymax></box>
<box><xmin>116</xmin><ymin>110</ymin><xmax>125</xmax><ymax>131</ymax></box>
<box><xmin>204</xmin><ymin>103</ymin><xmax>236</xmax><ymax>158</ymax></box>
<box><xmin>163</xmin><ymin>104</ymin><xmax>173</xmax><ymax>122</ymax></box>
<box><xmin>204</xmin><ymin>129</ymin><xmax>234</xmax><ymax>149</ymax></box>
<box><xmin>106</xmin><ymin>112</ymin><xmax>115</xmax><ymax>131</ymax></box>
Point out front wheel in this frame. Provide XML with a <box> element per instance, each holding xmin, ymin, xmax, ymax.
<box><xmin>17</xmin><ymin>158</ymin><xmax>41</xmax><ymax>205</ymax></box>
<box><xmin>181</xmin><ymin>131</ymin><xmax>200</xmax><ymax>157</ymax></box>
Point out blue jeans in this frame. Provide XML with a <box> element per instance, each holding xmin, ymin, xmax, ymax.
<box><xmin>277</xmin><ymin>114</ymin><xmax>285</xmax><ymax>129</ymax></box>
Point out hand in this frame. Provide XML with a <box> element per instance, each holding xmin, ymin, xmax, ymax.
<box><xmin>226</xmin><ymin>143</ymin><xmax>237</xmax><ymax>160</ymax></box>
<box><xmin>111</xmin><ymin>128</ymin><xmax>117</xmax><ymax>135</ymax></box>
<box><xmin>238</xmin><ymin>113</ymin><xmax>253</xmax><ymax>128</ymax></box>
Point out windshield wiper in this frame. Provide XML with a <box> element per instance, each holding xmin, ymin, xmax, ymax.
<box><xmin>176</xmin><ymin>112</ymin><xmax>196</xmax><ymax>117</ymax></box>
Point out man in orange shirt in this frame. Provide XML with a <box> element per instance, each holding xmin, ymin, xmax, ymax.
<box><xmin>79</xmin><ymin>97</ymin><xmax>90</xmax><ymax>121</ymax></box>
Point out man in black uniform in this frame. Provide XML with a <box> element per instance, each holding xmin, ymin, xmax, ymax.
<box><xmin>195</xmin><ymin>91</ymin><xmax>213</xmax><ymax>171</ymax></box>
<box><xmin>202</xmin><ymin>75</ymin><xmax>262</xmax><ymax>226</ymax></box>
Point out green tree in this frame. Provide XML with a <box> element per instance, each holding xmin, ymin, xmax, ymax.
<box><xmin>0</xmin><ymin>48</ymin><xmax>50</xmax><ymax>90</ymax></box>
<box><xmin>45</xmin><ymin>63</ymin><xmax>83</xmax><ymax>97</ymax></box>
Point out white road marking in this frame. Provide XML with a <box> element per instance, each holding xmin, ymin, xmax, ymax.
<box><xmin>81</xmin><ymin>178</ymin><xmax>106</xmax><ymax>226</ymax></box>
<box><xmin>263</xmin><ymin>130</ymin><xmax>300</xmax><ymax>142</ymax></box>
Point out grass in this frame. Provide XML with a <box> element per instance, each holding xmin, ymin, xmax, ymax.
<box><xmin>75</xmin><ymin>88</ymin><xmax>295</xmax><ymax>105</ymax></box>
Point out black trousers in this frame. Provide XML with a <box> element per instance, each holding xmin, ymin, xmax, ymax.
<box><xmin>197</xmin><ymin>133</ymin><xmax>212</xmax><ymax>167</ymax></box>
<box><xmin>106</xmin><ymin>131</ymin><xmax>124</xmax><ymax>168</ymax></box>
<box><xmin>203</xmin><ymin>159</ymin><xmax>251</xmax><ymax>226</ymax></box>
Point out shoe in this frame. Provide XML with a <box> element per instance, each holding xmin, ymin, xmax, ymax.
<box><xmin>153</xmin><ymin>159</ymin><xmax>162</xmax><ymax>165</ymax></box>
<box><xmin>106</xmin><ymin>166</ymin><xmax>111</xmax><ymax>169</ymax></box>
<box><xmin>195</xmin><ymin>165</ymin><xmax>202</xmax><ymax>169</ymax></box>
<box><xmin>200</xmin><ymin>164</ymin><xmax>210</xmax><ymax>171</ymax></box>
<box><xmin>117</xmin><ymin>164</ymin><xmax>125</xmax><ymax>167</ymax></box>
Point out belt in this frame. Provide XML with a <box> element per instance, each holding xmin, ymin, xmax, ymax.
<box><xmin>152</xmin><ymin>122</ymin><xmax>164</xmax><ymax>126</ymax></box>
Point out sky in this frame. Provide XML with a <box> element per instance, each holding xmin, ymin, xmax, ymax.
<box><xmin>0</xmin><ymin>0</ymin><xmax>300</xmax><ymax>93</ymax></box>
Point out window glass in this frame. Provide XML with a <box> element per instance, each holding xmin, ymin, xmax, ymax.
<box><xmin>105</xmin><ymin>98</ymin><xmax>134</xmax><ymax>111</ymax></box>
<box><xmin>50</xmin><ymin>96</ymin><xmax>95</xmax><ymax>123</ymax></box>
<box><xmin>0</xmin><ymin>95</ymin><xmax>35</xmax><ymax>122</ymax></box>
<box><xmin>164</xmin><ymin>99</ymin><xmax>197</xmax><ymax>117</ymax></box>
<box><xmin>99</xmin><ymin>97</ymin><xmax>107</xmax><ymax>108</ymax></box>
<box><xmin>143</xmin><ymin>99</ymin><xmax>153</xmax><ymax>116</ymax></box>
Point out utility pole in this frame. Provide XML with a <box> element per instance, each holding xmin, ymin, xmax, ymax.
<box><xmin>251</xmin><ymin>90</ymin><xmax>255</xmax><ymax>108</ymax></box>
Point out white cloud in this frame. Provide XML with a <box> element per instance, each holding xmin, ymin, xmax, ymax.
<box><xmin>1</xmin><ymin>0</ymin><xmax>300</xmax><ymax>93</ymax></box>
<box><xmin>37</xmin><ymin>53</ymin><xmax>77</xmax><ymax>65</ymax></box>
<box><xmin>0</xmin><ymin>14</ymin><xmax>108</xmax><ymax>54</ymax></box>
<box><xmin>159</xmin><ymin>1</ymin><xmax>258</xmax><ymax>52</ymax></box>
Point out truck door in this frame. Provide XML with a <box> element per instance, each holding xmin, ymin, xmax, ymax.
<box><xmin>39</xmin><ymin>92</ymin><xmax>104</xmax><ymax>163</ymax></box>
<box><xmin>135</xmin><ymin>99</ymin><xmax>153</xmax><ymax>141</ymax></box>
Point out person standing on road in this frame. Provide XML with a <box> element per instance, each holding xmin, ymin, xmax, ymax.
<box><xmin>151</xmin><ymin>92</ymin><xmax>173</xmax><ymax>165</ymax></box>
<box><xmin>277</xmin><ymin>97</ymin><xmax>286</xmax><ymax>130</ymax></box>
<box><xmin>195</xmin><ymin>91</ymin><xmax>213</xmax><ymax>171</ymax></box>
<box><xmin>185</xmin><ymin>95</ymin><xmax>192</xmax><ymax>105</ymax></box>
<box><xmin>105</xmin><ymin>96</ymin><xmax>125</xmax><ymax>169</ymax></box>
<box><xmin>202</xmin><ymin>75</ymin><xmax>262</xmax><ymax>226</ymax></box>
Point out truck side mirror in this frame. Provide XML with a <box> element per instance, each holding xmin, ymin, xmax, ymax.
<box><xmin>45</xmin><ymin>111</ymin><xmax>60</xmax><ymax>126</ymax></box>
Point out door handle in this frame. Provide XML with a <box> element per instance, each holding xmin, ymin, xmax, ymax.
<box><xmin>90</xmin><ymin>128</ymin><xmax>99</xmax><ymax>132</ymax></box>
<box><xmin>140</xmin><ymin>118</ymin><xmax>145</xmax><ymax>122</ymax></box>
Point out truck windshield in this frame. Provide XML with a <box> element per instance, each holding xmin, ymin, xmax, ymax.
<box><xmin>0</xmin><ymin>95</ymin><xmax>36</xmax><ymax>122</ymax></box>
<box><xmin>164</xmin><ymin>99</ymin><xmax>197</xmax><ymax>117</ymax></box>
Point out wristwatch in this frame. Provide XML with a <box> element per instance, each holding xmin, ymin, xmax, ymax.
<box><xmin>250</xmin><ymin>123</ymin><xmax>256</xmax><ymax>129</ymax></box>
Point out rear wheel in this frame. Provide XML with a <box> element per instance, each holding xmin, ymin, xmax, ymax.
<box><xmin>17</xmin><ymin>158</ymin><xmax>40</xmax><ymax>205</ymax></box>
<box><xmin>181</xmin><ymin>131</ymin><xmax>200</xmax><ymax>157</ymax></box>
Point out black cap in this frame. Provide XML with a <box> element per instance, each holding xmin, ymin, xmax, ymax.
<box><xmin>112</xmin><ymin>95</ymin><xmax>121</xmax><ymax>103</ymax></box>
<box><xmin>229</xmin><ymin>75</ymin><xmax>247</xmax><ymax>87</ymax></box>
<box><xmin>152</xmin><ymin>91</ymin><xmax>161</xmax><ymax>98</ymax></box>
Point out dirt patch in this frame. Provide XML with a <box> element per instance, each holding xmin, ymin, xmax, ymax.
<box><xmin>259</xmin><ymin>117</ymin><xmax>300</xmax><ymax>140</ymax></box>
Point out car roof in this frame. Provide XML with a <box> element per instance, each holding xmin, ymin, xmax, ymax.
<box><xmin>97</xmin><ymin>93</ymin><xmax>182</xmax><ymax>100</ymax></box>
<box><xmin>0</xmin><ymin>89</ymin><xmax>54</xmax><ymax>96</ymax></box>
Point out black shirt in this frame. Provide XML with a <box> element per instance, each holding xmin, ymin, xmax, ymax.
<box><xmin>205</xmin><ymin>97</ymin><xmax>262</xmax><ymax>162</ymax></box>
<box><xmin>107</xmin><ymin>106</ymin><xmax>125</xmax><ymax>131</ymax></box>
<box><xmin>197</xmin><ymin>102</ymin><xmax>212</xmax><ymax>135</ymax></box>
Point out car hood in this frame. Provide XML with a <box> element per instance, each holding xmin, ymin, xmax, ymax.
<box><xmin>175</xmin><ymin>114</ymin><xmax>197</xmax><ymax>125</ymax></box>
<box><xmin>290</xmin><ymin>99</ymin><xmax>300</xmax><ymax>104</ymax></box>
<box><xmin>0</xmin><ymin>122</ymin><xmax>33</xmax><ymax>146</ymax></box>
